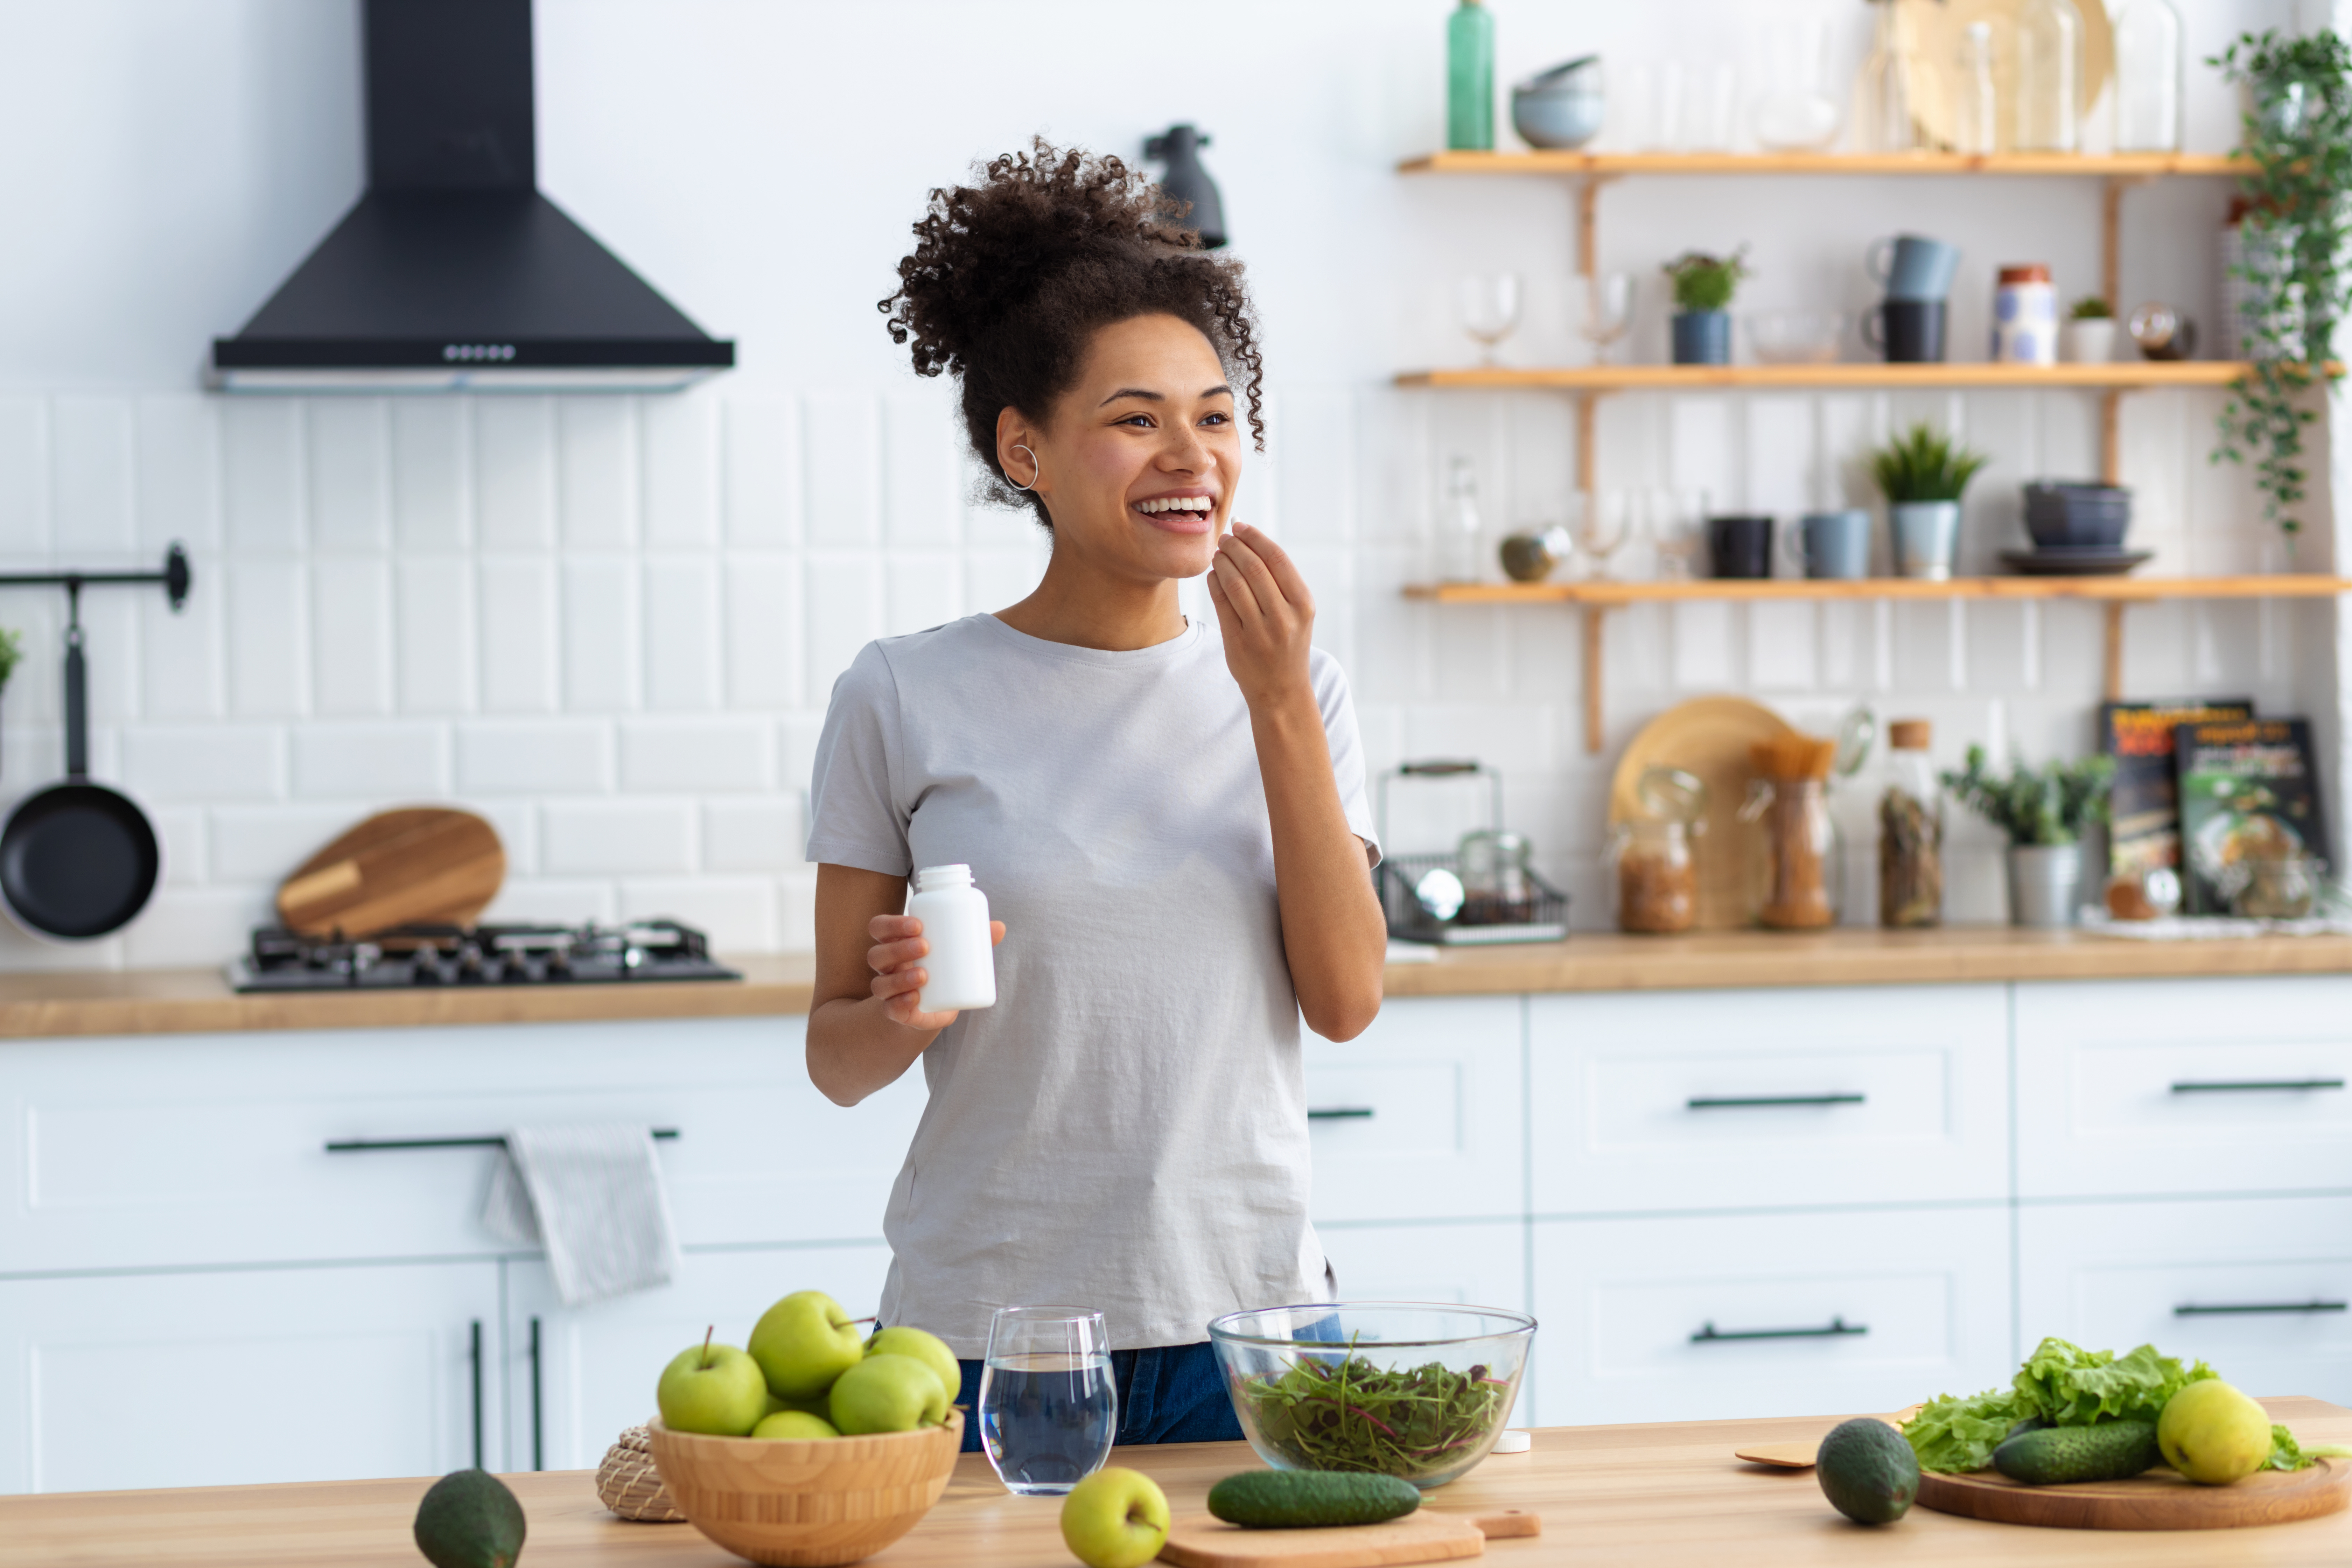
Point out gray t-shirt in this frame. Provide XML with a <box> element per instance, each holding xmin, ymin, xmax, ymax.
<box><xmin>806</xmin><ymin>612</ymin><xmax>1379</xmax><ymax>1356</ymax></box>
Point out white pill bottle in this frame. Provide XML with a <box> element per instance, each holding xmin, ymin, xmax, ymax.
<box><xmin>905</xmin><ymin>863</ymin><xmax>996</xmax><ymax>1014</ymax></box>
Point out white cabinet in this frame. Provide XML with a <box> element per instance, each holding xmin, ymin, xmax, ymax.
<box><xmin>0</xmin><ymin>1260</ymin><xmax>500</xmax><ymax>1494</ymax></box>
<box><xmin>1530</xmin><ymin>1205</ymin><xmax>2012</xmax><ymax>1427</ymax></box>
<box><xmin>2015</xmin><ymin>978</ymin><xmax>2352</xmax><ymax>1199</ymax></box>
<box><xmin>1315</xmin><ymin>1219</ymin><xmax>1526</xmax><ymax>1313</ymax></box>
<box><xmin>1528</xmin><ymin>985</ymin><xmax>2009</xmax><ymax>1214</ymax></box>
<box><xmin>505</xmin><ymin>1243</ymin><xmax>894</xmax><ymax>1472</ymax></box>
<box><xmin>1306</xmin><ymin>997</ymin><xmax>1524</xmax><ymax>1223</ymax></box>
<box><xmin>2018</xmin><ymin>1195</ymin><xmax>2352</xmax><ymax>1407</ymax></box>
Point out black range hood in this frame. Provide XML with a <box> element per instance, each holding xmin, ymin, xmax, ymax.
<box><xmin>210</xmin><ymin>0</ymin><xmax>732</xmax><ymax>392</ymax></box>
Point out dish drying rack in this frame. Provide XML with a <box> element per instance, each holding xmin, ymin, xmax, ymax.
<box><xmin>1375</xmin><ymin>761</ymin><xmax>1569</xmax><ymax>945</ymax></box>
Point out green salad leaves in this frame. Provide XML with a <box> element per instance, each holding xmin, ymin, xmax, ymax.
<box><xmin>1903</xmin><ymin>1387</ymin><xmax>2025</xmax><ymax>1474</ymax></box>
<box><xmin>1904</xmin><ymin>1338</ymin><xmax>2221</xmax><ymax>1474</ymax></box>
<box><xmin>1236</xmin><ymin>1354</ymin><xmax>1511</xmax><ymax>1481</ymax></box>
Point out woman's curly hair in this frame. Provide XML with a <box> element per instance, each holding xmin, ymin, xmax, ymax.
<box><xmin>879</xmin><ymin>139</ymin><xmax>1265</xmax><ymax>530</ymax></box>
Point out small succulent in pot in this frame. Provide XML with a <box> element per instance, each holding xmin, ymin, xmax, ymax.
<box><xmin>2063</xmin><ymin>295</ymin><xmax>2119</xmax><ymax>364</ymax></box>
<box><xmin>1664</xmin><ymin>248</ymin><xmax>1749</xmax><ymax>365</ymax></box>
<box><xmin>2068</xmin><ymin>295</ymin><xmax>2114</xmax><ymax>321</ymax></box>
<box><xmin>1870</xmin><ymin>422</ymin><xmax>1989</xmax><ymax>580</ymax></box>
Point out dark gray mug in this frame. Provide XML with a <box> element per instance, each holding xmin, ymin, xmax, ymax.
<box><xmin>1708</xmin><ymin>515</ymin><xmax>1774</xmax><ymax>579</ymax></box>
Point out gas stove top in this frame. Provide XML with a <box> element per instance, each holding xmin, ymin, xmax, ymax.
<box><xmin>226</xmin><ymin>920</ymin><xmax>742</xmax><ymax>992</ymax></box>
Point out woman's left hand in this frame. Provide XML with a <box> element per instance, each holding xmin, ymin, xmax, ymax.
<box><xmin>1207</xmin><ymin>522</ymin><xmax>1315</xmax><ymax>709</ymax></box>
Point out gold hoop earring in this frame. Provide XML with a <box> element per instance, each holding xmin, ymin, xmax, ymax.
<box><xmin>1008</xmin><ymin>443</ymin><xmax>1041</xmax><ymax>492</ymax></box>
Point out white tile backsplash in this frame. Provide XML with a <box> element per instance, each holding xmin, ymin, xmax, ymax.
<box><xmin>541</xmin><ymin>798</ymin><xmax>694</xmax><ymax>875</ymax></box>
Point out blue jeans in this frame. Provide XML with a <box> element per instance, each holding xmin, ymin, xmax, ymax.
<box><xmin>954</xmin><ymin>1342</ymin><xmax>1242</xmax><ymax>1453</ymax></box>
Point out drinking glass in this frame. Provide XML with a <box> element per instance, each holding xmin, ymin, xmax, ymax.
<box><xmin>1578</xmin><ymin>272</ymin><xmax>1635</xmax><ymax>364</ymax></box>
<box><xmin>978</xmin><ymin>1306</ymin><xmax>1115</xmax><ymax>1496</ymax></box>
<box><xmin>1575</xmin><ymin>490</ymin><xmax>1636</xmax><ymax>580</ymax></box>
<box><xmin>1651</xmin><ymin>487</ymin><xmax>1709</xmax><ymax>581</ymax></box>
<box><xmin>1457</xmin><ymin>274</ymin><xmax>1522</xmax><ymax>366</ymax></box>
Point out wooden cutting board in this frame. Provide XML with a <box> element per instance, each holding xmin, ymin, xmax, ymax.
<box><xmin>276</xmin><ymin>808</ymin><xmax>505</xmax><ymax>937</ymax></box>
<box><xmin>1915</xmin><ymin>1459</ymin><xmax>2351</xmax><ymax>1531</ymax></box>
<box><xmin>1607</xmin><ymin>695</ymin><xmax>1797</xmax><ymax>930</ymax></box>
<box><xmin>1158</xmin><ymin>1510</ymin><xmax>1539</xmax><ymax>1568</ymax></box>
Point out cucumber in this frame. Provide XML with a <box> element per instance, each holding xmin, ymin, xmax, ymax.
<box><xmin>1206</xmin><ymin>1471</ymin><xmax>1422</xmax><ymax>1528</ymax></box>
<box><xmin>1992</xmin><ymin>1420</ymin><xmax>2160</xmax><ymax>1486</ymax></box>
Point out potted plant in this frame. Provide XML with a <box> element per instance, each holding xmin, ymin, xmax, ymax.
<box><xmin>2210</xmin><ymin>30</ymin><xmax>2352</xmax><ymax>549</ymax></box>
<box><xmin>1941</xmin><ymin>745</ymin><xmax>2115</xmax><ymax>927</ymax></box>
<box><xmin>1663</xmin><ymin>249</ymin><xmax>1748</xmax><ymax>365</ymax></box>
<box><xmin>2061</xmin><ymin>296</ymin><xmax>2116</xmax><ymax>363</ymax></box>
<box><xmin>1868</xmin><ymin>422</ymin><xmax>1989</xmax><ymax>581</ymax></box>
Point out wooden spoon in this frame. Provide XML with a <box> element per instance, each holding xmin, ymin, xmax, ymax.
<box><xmin>1735</xmin><ymin>1404</ymin><xmax>1925</xmax><ymax>1469</ymax></box>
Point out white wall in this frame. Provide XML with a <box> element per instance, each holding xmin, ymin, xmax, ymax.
<box><xmin>0</xmin><ymin>0</ymin><xmax>2334</xmax><ymax>966</ymax></box>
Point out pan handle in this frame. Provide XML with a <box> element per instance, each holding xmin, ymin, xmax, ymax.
<box><xmin>63</xmin><ymin>623</ymin><xmax>87</xmax><ymax>781</ymax></box>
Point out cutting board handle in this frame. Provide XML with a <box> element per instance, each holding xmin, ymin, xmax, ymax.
<box><xmin>1467</xmin><ymin>1511</ymin><xmax>1540</xmax><ymax>1540</ymax></box>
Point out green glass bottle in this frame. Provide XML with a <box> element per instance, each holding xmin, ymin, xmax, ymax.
<box><xmin>1446</xmin><ymin>0</ymin><xmax>1494</xmax><ymax>151</ymax></box>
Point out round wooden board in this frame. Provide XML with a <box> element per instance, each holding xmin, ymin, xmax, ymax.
<box><xmin>1899</xmin><ymin>0</ymin><xmax>2114</xmax><ymax>150</ymax></box>
<box><xmin>1916</xmin><ymin>1460</ymin><xmax>2352</xmax><ymax>1531</ymax></box>
<box><xmin>1607</xmin><ymin>695</ymin><xmax>1797</xmax><ymax>930</ymax></box>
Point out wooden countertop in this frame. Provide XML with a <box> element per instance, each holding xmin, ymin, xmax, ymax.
<box><xmin>5</xmin><ymin>1398</ymin><xmax>2346</xmax><ymax>1566</ymax></box>
<box><xmin>3</xmin><ymin>927</ymin><xmax>2349</xmax><ymax>1039</ymax></box>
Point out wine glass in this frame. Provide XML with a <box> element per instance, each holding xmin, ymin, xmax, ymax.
<box><xmin>1457</xmin><ymin>274</ymin><xmax>1522</xmax><ymax>366</ymax></box>
<box><xmin>1578</xmin><ymin>272</ymin><xmax>1635</xmax><ymax>364</ymax></box>
<box><xmin>1574</xmin><ymin>490</ymin><xmax>1637</xmax><ymax>580</ymax></box>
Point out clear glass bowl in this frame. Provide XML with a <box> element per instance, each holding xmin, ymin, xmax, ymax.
<box><xmin>1748</xmin><ymin>310</ymin><xmax>1845</xmax><ymax>364</ymax></box>
<box><xmin>1208</xmin><ymin>1302</ymin><xmax>1535</xmax><ymax>1489</ymax></box>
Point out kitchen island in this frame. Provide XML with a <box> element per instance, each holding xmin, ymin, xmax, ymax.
<box><xmin>5</xmin><ymin>1398</ymin><xmax>2348</xmax><ymax>1566</ymax></box>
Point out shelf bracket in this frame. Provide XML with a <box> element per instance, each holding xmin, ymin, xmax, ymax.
<box><xmin>1574</xmin><ymin>175</ymin><xmax>1618</xmax><ymax>279</ymax></box>
<box><xmin>2103</xmin><ymin>601</ymin><xmax>2126</xmax><ymax>701</ymax></box>
<box><xmin>2101</xmin><ymin>174</ymin><xmax>2154</xmax><ymax>312</ymax></box>
<box><xmin>1584</xmin><ymin>605</ymin><xmax>1608</xmax><ymax>754</ymax></box>
<box><xmin>2100</xmin><ymin>388</ymin><xmax>2123</xmax><ymax>485</ymax></box>
<box><xmin>1575</xmin><ymin>391</ymin><xmax>1611</xmax><ymax>502</ymax></box>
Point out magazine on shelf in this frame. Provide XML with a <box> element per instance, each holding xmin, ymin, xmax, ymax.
<box><xmin>2100</xmin><ymin>699</ymin><xmax>2254</xmax><ymax>878</ymax></box>
<box><xmin>2173</xmin><ymin>717</ymin><xmax>2332</xmax><ymax>914</ymax></box>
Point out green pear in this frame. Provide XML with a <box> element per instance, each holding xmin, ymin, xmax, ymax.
<box><xmin>656</xmin><ymin>1329</ymin><xmax>767</xmax><ymax>1437</ymax></box>
<box><xmin>864</xmin><ymin>1325</ymin><xmax>962</xmax><ymax>1406</ymax></box>
<box><xmin>2158</xmin><ymin>1379</ymin><xmax>2273</xmax><ymax>1484</ymax></box>
<box><xmin>749</xmin><ymin>1290</ymin><xmax>866</xmax><ymax>1400</ymax></box>
<box><xmin>1060</xmin><ymin>1468</ymin><xmax>1169</xmax><ymax>1568</ymax></box>
<box><xmin>752</xmin><ymin>1409</ymin><xmax>840</xmax><ymax>1440</ymax></box>
<box><xmin>829</xmin><ymin>1352</ymin><xmax>950</xmax><ymax>1435</ymax></box>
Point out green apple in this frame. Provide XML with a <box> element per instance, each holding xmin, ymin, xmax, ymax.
<box><xmin>828</xmin><ymin>1352</ymin><xmax>950</xmax><ymax>1434</ymax></box>
<box><xmin>764</xmin><ymin>1390</ymin><xmax>832</xmax><ymax>1419</ymax></box>
<box><xmin>752</xmin><ymin>1409</ymin><xmax>841</xmax><ymax>1440</ymax></box>
<box><xmin>864</xmin><ymin>1326</ymin><xmax>963</xmax><ymax>1406</ymax></box>
<box><xmin>750</xmin><ymin>1290</ymin><xmax>867</xmax><ymax>1400</ymax></box>
<box><xmin>656</xmin><ymin>1329</ymin><xmax>768</xmax><ymax>1437</ymax></box>
<box><xmin>1059</xmin><ymin>1468</ymin><xmax>1169</xmax><ymax>1568</ymax></box>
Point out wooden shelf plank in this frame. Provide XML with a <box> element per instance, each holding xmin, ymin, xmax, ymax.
<box><xmin>1397</xmin><ymin>362</ymin><xmax>2262</xmax><ymax>391</ymax></box>
<box><xmin>1405</xmin><ymin>575</ymin><xmax>2352</xmax><ymax>606</ymax></box>
<box><xmin>1398</xmin><ymin>150</ymin><xmax>2251</xmax><ymax>177</ymax></box>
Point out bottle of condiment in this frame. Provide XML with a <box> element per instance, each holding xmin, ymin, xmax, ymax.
<box><xmin>2113</xmin><ymin>0</ymin><xmax>2184</xmax><ymax>153</ymax></box>
<box><xmin>2014</xmin><ymin>0</ymin><xmax>2081</xmax><ymax>152</ymax></box>
<box><xmin>1446</xmin><ymin>0</ymin><xmax>1494</xmax><ymax>152</ymax></box>
<box><xmin>905</xmin><ymin>864</ymin><xmax>996</xmax><ymax>1014</ymax></box>
<box><xmin>1878</xmin><ymin>720</ymin><xmax>1944</xmax><ymax>929</ymax></box>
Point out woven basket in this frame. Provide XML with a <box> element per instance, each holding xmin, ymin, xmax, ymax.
<box><xmin>596</xmin><ymin>1424</ymin><xmax>689</xmax><ymax>1522</ymax></box>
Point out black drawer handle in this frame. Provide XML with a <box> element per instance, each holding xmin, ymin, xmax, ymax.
<box><xmin>2176</xmin><ymin>1301</ymin><xmax>2349</xmax><ymax>1316</ymax></box>
<box><xmin>530</xmin><ymin>1316</ymin><xmax>545</xmax><ymax>1471</ymax></box>
<box><xmin>2170</xmin><ymin>1079</ymin><xmax>2345</xmax><ymax>1094</ymax></box>
<box><xmin>1307</xmin><ymin>1107</ymin><xmax>1376</xmax><ymax>1121</ymax></box>
<box><xmin>326</xmin><ymin>1129</ymin><xmax>680</xmax><ymax>1152</ymax></box>
<box><xmin>1693</xmin><ymin>1315</ymin><xmax>1868</xmax><ymax>1343</ymax></box>
<box><xmin>469</xmin><ymin>1319</ymin><xmax>484</xmax><ymax>1470</ymax></box>
<box><xmin>1687</xmin><ymin>1094</ymin><xmax>1865</xmax><ymax>1110</ymax></box>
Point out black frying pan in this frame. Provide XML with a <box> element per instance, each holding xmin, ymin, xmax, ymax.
<box><xmin>0</xmin><ymin>618</ymin><xmax>159</xmax><ymax>938</ymax></box>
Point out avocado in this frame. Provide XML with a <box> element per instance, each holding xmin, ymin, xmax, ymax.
<box><xmin>1992</xmin><ymin>1420</ymin><xmax>2160</xmax><ymax>1486</ymax></box>
<box><xmin>1815</xmin><ymin>1418</ymin><xmax>1920</xmax><ymax>1525</ymax></box>
<box><xmin>413</xmin><ymin>1468</ymin><xmax>527</xmax><ymax>1568</ymax></box>
<box><xmin>1206</xmin><ymin>1471</ymin><xmax>1422</xmax><ymax>1528</ymax></box>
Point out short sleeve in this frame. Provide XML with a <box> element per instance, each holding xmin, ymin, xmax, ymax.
<box><xmin>805</xmin><ymin>642</ymin><xmax>915</xmax><ymax>877</ymax></box>
<box><xmin>1310</xmin><ymin>649</ymin><xmax>1381</xmax><ymax>868</ymax></box>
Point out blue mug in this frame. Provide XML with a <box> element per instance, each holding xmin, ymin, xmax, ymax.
<box><xmin>1800</xmin><ymin>510</ymin><xmax>1872</xmax><ymax>580</ymax></box>
<box><xmin>1867</xmin><ymin>234</ymin><xmax>1960</xmax><ymax>301</ymax></box>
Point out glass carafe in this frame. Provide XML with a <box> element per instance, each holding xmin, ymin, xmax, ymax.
<box><xmin>1743</xmin><ymin>777</ymin><xmax>1842</xmax><ymax>930</ymax></box>
<box><xmin>2113</xmin><ymin>0</ymin><xmax>2183</xmax><ymax>152</ymax></box>
<box><xmin>1952</xmin><ymin>22</ymin><xmax>1999</xmax><ymax>156</ymax></box>
<box><xmin>1851</xmin><ymin>0</ymin><xmax>1920</xmax><ymax>153</ymax></box>
<box><xmin>2014</xmin><ymin>0</ymin><xmax>2081</xmax><ymax>152</ymax></box>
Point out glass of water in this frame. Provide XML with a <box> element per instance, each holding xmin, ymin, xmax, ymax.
<box><xmin>979</xmin><ymin>1306</ymin><xmax>1116</xmax><ymax>1496</ymax></box>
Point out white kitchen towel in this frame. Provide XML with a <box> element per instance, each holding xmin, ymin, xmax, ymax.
<box><xmin>481</xmin><ymin>1125</ymin><xmax>681</xmax><ymax>1306</ymax></box>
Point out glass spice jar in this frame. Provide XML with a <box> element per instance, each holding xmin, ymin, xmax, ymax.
<box><xmin>1879</xmin><ymin>719</ymin><xmax>1944</xmax><ymax>928</ymax></box>
<box><xmin>1610</xmin><ymin>767</ymin><xmax>1707</xmax><ymax>934</ymax></box>
<box><xmin>1743</xmin><ymin>768</ymin><xmax>1843</xmax><ymax>929</ymax></box>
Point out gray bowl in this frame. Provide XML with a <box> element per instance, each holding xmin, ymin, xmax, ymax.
<box><xmin>1512</xmin><ymin>88</ymin><xmax>1605</xmax><ymax>149</ymax></box>
<box><xmin>2023</xmin><ymin>482</ymin><xmax>2130</xmax><ymax>549</ymax></box>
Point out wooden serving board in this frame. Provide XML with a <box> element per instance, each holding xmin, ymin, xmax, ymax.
<box><xmin>1606</xmin><ymin>695</ymin><xmax>1796</xmax><ymax>930</ymax></box>
<box><xmin>1916</xmin><ymin>1459</ymin><xmax>2352</xmax><ymax>1531</ymax></box>
<box><xmin>276</xmin><ymin>808</ymin><xmax>505</xmax><ymax>937</ymax></box>
<box><xmin>1158</xmin><ymin>1509</ymin><xmax>1539</xmax><ymax>1568</ymax></box>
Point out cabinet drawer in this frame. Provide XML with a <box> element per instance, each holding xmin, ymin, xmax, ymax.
<box><xmin>2016</xmin><ymin>977</ymin><xmax>2352</xmax><ymax>1198</ymax></box>
<box><xmin>1528</xmin><ymin>986</ymin><xmax>2008</xmax><ymax>1214</ymax></box>
<box><xmin>1306</xmin><ymin>997</ymin><xmax>1523</xmax><ymax>1223</ymax></box>
<box><xmin>2018</xmin><ymin>1195</ymin><xmax>2352</xmax><ymax>1407</ymax></box>
<box><xmin>1532</xmin><ymin>1206</ymin><xmax>2012</xmax><ymax>1426</ymax></box>
<box><xmin>0</xmin><ymin>1017</ymin><xmax>924</xmax><ymax>1273</ymax></box>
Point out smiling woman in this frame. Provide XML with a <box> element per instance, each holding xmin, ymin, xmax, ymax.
<box><xmin>803</xmin><ymin>141</ymin><xmax>1388</xmax><ymax>1458</ymax></box>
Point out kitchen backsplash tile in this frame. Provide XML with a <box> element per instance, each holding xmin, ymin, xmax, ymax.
<box><xmin>0</xmin><ymin>381</ymin><xmax>2326</xmax><ymax>965</ymax></box>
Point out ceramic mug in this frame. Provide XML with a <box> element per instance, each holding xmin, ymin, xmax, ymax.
<box><xmin>1707</xmin><ymin>514</ymin><xmax>1774</xmax><ymax>579</ymax></box>
<box><xmin>1800</xmin><ymin>510</ymin><xmax>1872</xmax><ymax>580</ymax></box>
<box><xmin>1864</xmin><ymin>298</ymin><xmax>1947</xmax><ymax>363</ymax></box>
<box><xmin>1865</xmin><ymin>234</ymin><xmax>1961</xmax><ymax>301</ymax></box>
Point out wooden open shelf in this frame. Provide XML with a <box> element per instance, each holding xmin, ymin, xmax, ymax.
<box><xmin>1396</xmin><ymin>362</ymin><xmax>2259</xmax><ymax>391</ymax></box>
<box><xmin>1406</xmin><ymin>575</ymin><xmax>2352</xmax><ymax>754</ymax></box>
<box><xmin>1399</xmin><ymin>150</ymin><xmax>2249</xmax><ymax>177</ymax></box>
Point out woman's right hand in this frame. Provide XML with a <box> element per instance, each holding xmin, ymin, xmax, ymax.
<box><xmin>867</xmin><ymin>913</ymin><xmax>1006</xmax><ymax>1031</ymax></box>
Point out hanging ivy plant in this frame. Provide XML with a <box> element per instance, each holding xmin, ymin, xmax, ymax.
<box><xmin>2210</xmin><ymin>29</ymin><xmax>2352</xmax><ymax>544</ymax></box>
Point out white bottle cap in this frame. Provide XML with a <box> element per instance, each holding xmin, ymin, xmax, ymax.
<box><xmin>913</xmin><ymin>864</ymin><xmax>973</xmax><ymax>892</ymax></box>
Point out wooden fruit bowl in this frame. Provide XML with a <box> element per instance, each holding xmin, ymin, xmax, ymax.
<box><xmin>645</xmin><ymin>1412</ymin><xmax>964</xmax><ymax>1567</ymax></box>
